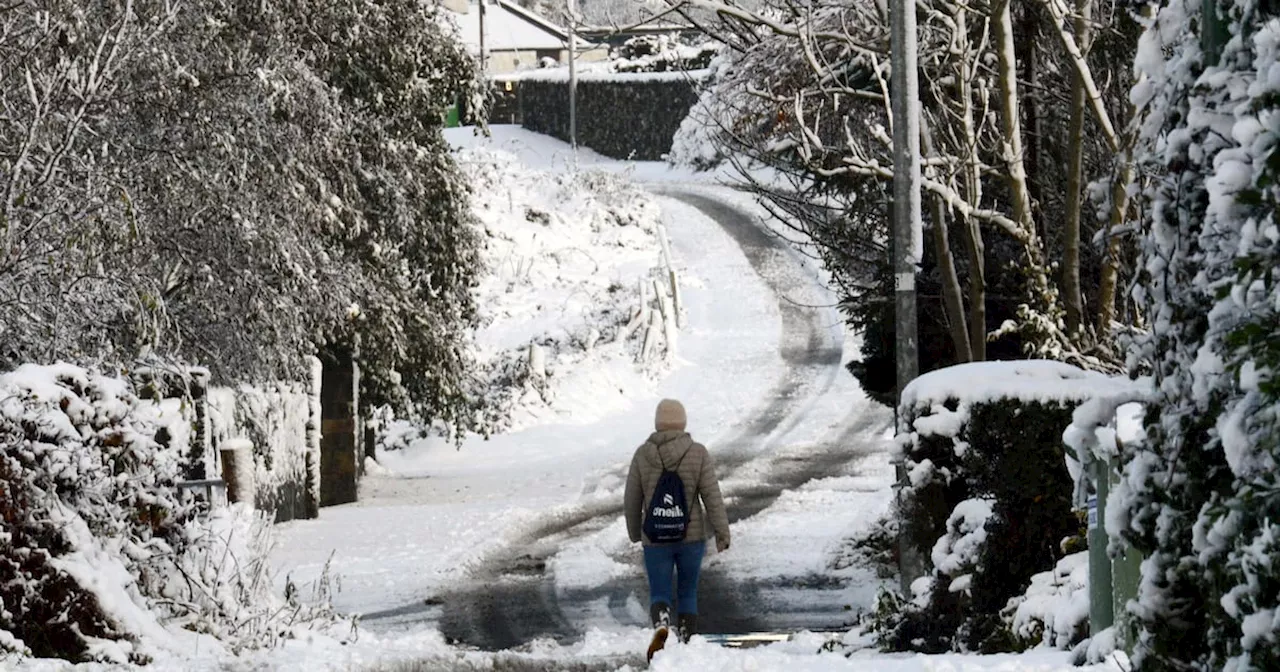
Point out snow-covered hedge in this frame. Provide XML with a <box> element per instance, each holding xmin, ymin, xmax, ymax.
<box><xmin>517</xmin><ymin>73</ymin><xmax>706</xmax><ymax>160</ymax></box>
<box><xmin>0</xmin><ymin>364</ymin><xmax>308</xmax><ymax>663</ymax></box>
<box><xmin>882</xmin><ymin>361</ymin><xmax>1136</xmax><ymax>653</ymax></box>
<box><xmin>1117</xmin><ymin>1</ymin><xmax>1280</xmax><ymax>669</ymax></box>
<box><xmin>0</xmin><ymin>0</ymin><xmax>487</xmax><ymax>438</ymax></box>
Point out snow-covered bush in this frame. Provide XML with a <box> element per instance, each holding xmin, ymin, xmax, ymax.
<box><xmin>0</xmin><ymin>0</ymin><xmax>488</xmax><ymax>436</ymax></box>
<box><xmin>931</xmin><ymin>498</ymin><xmax>996</xmax><ymax>597</ymax></box>
<box><xmin>883</xmin><ymin>361</ymin><xmax>1135</xmax><ymax>653</ymax></box>
<box><xmin>0</xmin><ymin>364</ymin><xmax>320</xmax><ymax>663</ymax></box>
<box><xmin>1117</xmin><ymin>1</ymin><xmax>1280</xmax><ymax>669</ymax></box>
<box><xmin>610</xmin><ymin>34</ymin><xmax>720</xmax><ymax>73</ymax></box>
<box><xmin>1003</xmin><ymin>552</ymin><xmax>1090</xmax><ymax>651</ymax></box>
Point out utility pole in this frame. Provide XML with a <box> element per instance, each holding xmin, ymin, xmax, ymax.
<box><xmin>478</xmin><ymin>0</ymin><xmax>487</xmax><ymax>71</ymax></box>
<box><xmin>891</xmin><ymin>0</ymin><xmax>921</xmax><ymax>421</ymax></box>
<box><xmin>567</xmin><ymin>0</ymin><xmax>578</xmax><ymax>149</ymax></box>
<box><xmin>890</xmin><ymin>0</ymin><xmax>923</xmax><ymax>594</ymax></box>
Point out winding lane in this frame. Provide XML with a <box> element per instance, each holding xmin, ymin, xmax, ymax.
<box><xmin>361</xmin><ymin>188</ymin><xmax>891</xmax><ymax>652</ymax></box>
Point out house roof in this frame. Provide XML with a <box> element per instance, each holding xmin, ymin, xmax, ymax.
<box><xmin>451</xmin><ymin>0</ymin><xmax>590</xmax><ymax>53</ymax></box>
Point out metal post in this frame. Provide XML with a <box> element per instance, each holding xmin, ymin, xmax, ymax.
<box><xmin>1088</xmin><ymin>459</ymin><xmax>1115</xmax><ymax>633</ymax></box>
<box><xmin>567</xmin><ymin>0</ymin><xmax>577</xmax><ymax>149</ymax></box>
<box><xmin>891</xmin><ymin>0</ymin><xmax>924</xmax><ymax>589</ymax></box>
<box><xmin>1201</xmin><ymin>0</ymin><xmax>1228</xmax><ymax>66</ymax></box>
<box><xmin>1109</xmin><ymin>455</ymin><xmax>1143</xmax><ymax>652</ymax></box>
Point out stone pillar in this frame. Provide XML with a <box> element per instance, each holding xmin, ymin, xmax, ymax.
<box><xmin>320</xmin><ymin>347</ymin><xmax>360</xmax><ymax>506</ymax></box>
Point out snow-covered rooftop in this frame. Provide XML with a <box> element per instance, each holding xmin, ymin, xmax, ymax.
<box><xmin>450</xmin><ymin>0</ymin><xmax>589</xmax><ymax>52</ymax></box>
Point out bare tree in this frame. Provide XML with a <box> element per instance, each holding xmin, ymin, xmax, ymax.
<box><xmin>667</xmin><ymin>0</ymin><xmax>1140</xmax><ymax>380</ymax></box>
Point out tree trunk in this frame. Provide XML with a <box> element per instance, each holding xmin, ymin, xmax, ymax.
<box><xmin>932</xmin><ymin>196</ymin><xmax>972</xmax><ymax>363</ymax></box>
<box><xmin>955</xmin><ymin>5</ymin><xmax>987</xmax><ymax>360</ymax></box>
<box><xmin>1037</xmin><ymin>0</ymin><xmax>1119</xmax><ymax>152</ymax></box>
<box><xmin>993</xmin><ymin>0</ymin><xmax>1053</xmax><ymax>308</ymax></box>
<box><xmin>1063</xmin><ymin>0</ymin><xmax>1095</xmax><ymax>335</ymax></box>
<box><xmin>1096</xmin><ymin>4</ymin><xmax>1154</xmax><ymax>338</ymax></box>
<box><xmin>1097</xmin><ymin>160</ymin><xmax>1132</xmax><ymax>334</ymax></box>
<box><xmin>922</xmin><ymin>117</ymin><xmax>972</xmax><ymax>362</ymax></box>
<box><xmin>1019</xmin><ymin>4</ymin><xmax>1044</xmax><ymax>243</ymax></box>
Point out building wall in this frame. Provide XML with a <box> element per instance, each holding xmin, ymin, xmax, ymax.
<box><xmin>485</xmin><ymin>47</ymin><xmax>610</xmax><ymax>73</ymax></box>
<box><xmin>487</xmin><ymin>50</ymin><xmax>540</xmax><ymax>73</ymax></box>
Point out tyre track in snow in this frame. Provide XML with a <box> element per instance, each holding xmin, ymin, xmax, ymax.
<box><xmin>361</xmin><ymin>188</ymin><xmax>889</xmax><ymax>651</ymax></box>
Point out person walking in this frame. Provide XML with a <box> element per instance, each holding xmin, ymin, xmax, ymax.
<box><xmin>624</xmin><ymin>398</ymin><xmax>731</xmax><ymax>661</ymax></box>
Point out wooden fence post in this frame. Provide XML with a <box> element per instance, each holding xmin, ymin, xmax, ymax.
<box><xmin>220</xmin><ymin>439</ymin><xmax>255</xmax><ymax>507</ymax></box>
<box><xmin>188</xmin><ymin>367</ymin><xmax>211</xmax><ymax>481</ymax></box>
<box><xmin>304</xmin><ymin>355</ymin><xmax>322</xmax><ymax>519</ymax></box>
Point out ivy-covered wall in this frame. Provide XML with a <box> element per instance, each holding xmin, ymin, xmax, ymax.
<box><xmin>517</xmin><ymin>72</ymin><xmax>707</xmax><ymax>161</ymax></box>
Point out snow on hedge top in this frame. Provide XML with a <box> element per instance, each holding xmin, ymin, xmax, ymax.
<box><xmin>497</xmin><ymin>67</ymin><xmax>711</xmax><ymax>83</ymax></box>
<box><xmin>900</xmin><ymin>360</ymin><xmax>1141</xmax><ymax>411</ymax></box>
<box><xmin>0</xmin><ymin>360</ymin><xmax>136</xmax><ymax>440</ymax></box>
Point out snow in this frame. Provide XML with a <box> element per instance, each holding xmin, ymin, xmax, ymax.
<box><xmin>47</xmin><ymin>512</ymin><xmax>176</xmax><ymax>663</ymax></box>
<box><xmin>1</xmin><ymin>364</ymin><xmax>299</xmax><ymax>666</ymax></box>
<box><xmin>272</xmin><ymin>127</ymin><xmax>898</xmax><ymax>651</ymax></box>
<box><xmin>703</xmin><ymin>457</ymin><xmax>895</xmax><ymax>607</ymax></box>
<box><xmin>931</xmin><ymin>499</ymin><xmax>994</xmax><ymax>581</ymax></box>
<box><xmin>912</xmin><ymin>405</ymin><xmax>968</xmax><ymax>440</ymax></box>
<box><xmin>259</xmin><ymin>129</ymin><xmax>1146</xmax><ymax>670</ymax></box>
<box><xmin>1240</xmin><ymin>607</ymin><xmax>1277</xmax><ymax>651</ymax></box>
<box><xmin>455</xmin><ymin>144</ymin><xmax>672</xmax><ymax>431</ymax></box>
<box><xmin>647</xmin><ymin>642</ymin><xmax>1126</xmax><ymax>671</ymax></box>
<box><xmin>272</xmin><ymin>126</ymin><xmax>794</xmax><ymax>616</ymax></box>
<box><xmin>900</xmin><ymin>361</ymin><xmax>1141</xmax><ymax>413</ymax></box>
<box><xmin>1008</xmin><ymin>553</ymin><xmax>1090</xmax><ymax>650</ymax></box>
<box><xmin>5</xmin><ymin>127</ymin><xmax>1154</xmax><ymax>671</ymax></box>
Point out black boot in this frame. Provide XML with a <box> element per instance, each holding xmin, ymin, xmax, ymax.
<box><xmin>647</xmin><ymin>602</ymin><xmax>671</xmax><ymax>662</ymax></box>
<box><xmin>649</xmin><ymin>602</ymin><xmax>671</xmax><ymax>628</ymax></box>
<box><xmin>677</xmin><ymin>613</ymin><xmax>697</xmax><ymax>643</ymax></box>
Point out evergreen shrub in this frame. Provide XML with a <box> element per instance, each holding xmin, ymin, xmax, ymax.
<box><xmin>880</xmin><ymin>361</ymin><xmax>1125</xmax><ymax>652</ymax></box>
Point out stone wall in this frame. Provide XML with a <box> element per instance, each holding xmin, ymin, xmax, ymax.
<box><xmin>208</xmin><ymin>380</ymin><xmax>316</xmax><ymax>523</ymax></box>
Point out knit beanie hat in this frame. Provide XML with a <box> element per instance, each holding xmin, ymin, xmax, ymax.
<box><xmin>655</xmin><ymin>399</ymin><xmax>687</xmax><ymax>431</ymax></box>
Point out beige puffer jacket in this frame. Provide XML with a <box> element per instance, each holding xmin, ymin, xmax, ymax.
<box><xmin>624</xmin><ymin>430</ymin><xmax>730</xmax><ymax>547</ymax></box>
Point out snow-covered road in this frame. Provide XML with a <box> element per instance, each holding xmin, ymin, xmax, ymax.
<box><xmin>256</xmin><ymin>128</ymin><xmax>1119</xmax><ymax>672</ymax></box>
<box><xmin>386</xmin><ymin>188</ymin><xmax>892</xmax><ymax>650</ymax></box>
<box><xmin>270</xmin><ymin>128</ymin><xmax>894</xmax><ymax>653</ymax></box>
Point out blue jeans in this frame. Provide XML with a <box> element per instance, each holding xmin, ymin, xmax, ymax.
<box><xmin>643</xmin><ymin>541</ymin><xmax>706</xmax><ymax>615</ymax></box>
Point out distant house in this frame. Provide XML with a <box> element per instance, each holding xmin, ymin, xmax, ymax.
<box><xmin>448</xmin><ymin>0</ymin><xmax>594</xmax><ymax>74</ymax></box>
